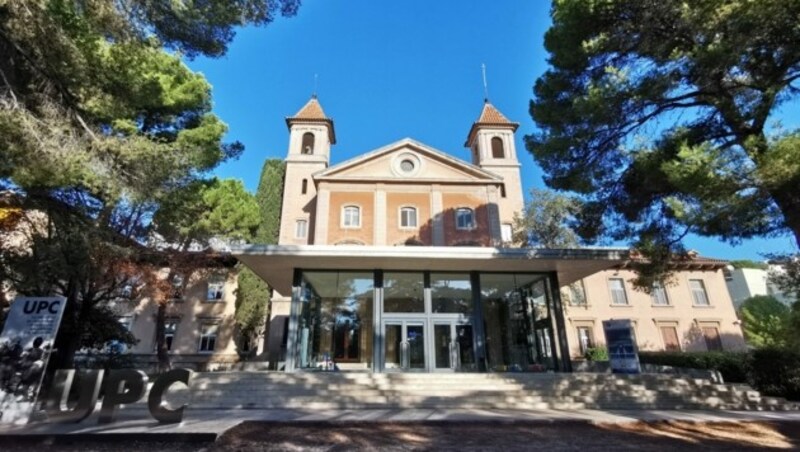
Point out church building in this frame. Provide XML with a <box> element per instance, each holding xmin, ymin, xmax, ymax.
<box><xmin>234</xmin><ymin>96</ymin><xmax>628</xmax><ymax>373</ymax></box>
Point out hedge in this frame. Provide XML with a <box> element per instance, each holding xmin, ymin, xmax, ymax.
<box><xmin>638</xmin><ymin>351</ymin><xmax>748</xmax><ymax>383</ymax></box>
<box><xmin>745</xmin><ymin>347</ymin><xmax>800</xmax><ymax>401</ymax></box>
<box><xmin>639</xmin><ymin>349</ymin><xmax>800</xmax><ymax>401</ymax></box>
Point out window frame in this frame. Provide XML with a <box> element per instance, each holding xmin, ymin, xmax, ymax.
<box><xmin>455</xmin><ymin>207</ymin><xmax>476</xmax><ymax>230</ymax></box>
<box><xmin>607</xmin><ymin>277</ymin><xmax>629</xmax><ymax>306</ymax></box>
<box><xmin>500</xmin><ymin>223</ymin><xmax>513</xmax><ymax>243</ymax></box>
<box><xmin>295</xmin><ymin>219</ymin><xmax>308</xmax><ymax>238</ymax></box>
<box><xmin>576</xmin><ymin>325</ymin><xmax>595</xmax><ymax>354</ymax></box>
<box><xmin>659</xmin><ymin>325</ymin><xmax>681</xmax><ymax>351</ymax></box>
<box><xmin>701</xmin><ymin>325</ymin><xmax>723</xmax><ymax>351</ymax></box>
<box><xmin>341</xmin><ymin>205</ymin><xmax>362</xmax><ymax>229</ymax></box>
<box><xmin>689</xmin><ymin>279</ymin><xmax>710</xmax><ymax>306</ymax></box>
<box><xmin>399</xmin><ymin>206</ymin><xmax>418</xmax><ymax>229</ymax></box>
<box><xmin>651</xmin><ymin>281</ymin><xmax>670</xmax><ymax>306</ymax></box>
<box><xmin>206</xmin><ymin>274</ymin><xmax>226</xmax><ymax>302</ymax></box>
<box><xmin>198</xmin><ymin>323</ymin><xmax>219</xmax><ymax>353</ymax></box>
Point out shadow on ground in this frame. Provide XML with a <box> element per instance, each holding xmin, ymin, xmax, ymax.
<box><xmin>214</xmin><ymin>420</ymin><xmax>799</xmax><ymax>451</ymax></box>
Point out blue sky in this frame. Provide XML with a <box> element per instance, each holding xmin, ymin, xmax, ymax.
<box><xmin>186</xmin><ymin>0</ymin><xmax>798</xmax><ymax>260</ymax></box>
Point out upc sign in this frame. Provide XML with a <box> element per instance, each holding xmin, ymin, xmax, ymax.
<box><xmin>45</xmin><ymin>368</ymin><xmax>193</xmax><ymax>424</ymax></box>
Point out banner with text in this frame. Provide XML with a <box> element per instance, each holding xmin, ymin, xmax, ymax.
<box><xmin>0</xmin><ymin>296</ymin><xmax>66</xmax><ymax>424</ymax></box>
<box><xmin>602</xmin><ymin>319</ymin><xmax>641</xmax><ymax>375</ymax></box>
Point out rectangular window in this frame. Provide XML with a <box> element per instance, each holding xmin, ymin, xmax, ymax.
<box><xmin>301</xmin><ymin>178</ymin><xmax>308</xmax><ymax>195</ymax></box>
<box><xmin>660</xmin><ymin>326</ymin><xmax>681</xmax><ymax>351</ymax></box>
<box><xmin>576</xmin><ymin>326</ymin><xmax>594</xmax><ymax>354</ymax></box>
<box><xmin>383</xmin><ymin>272</ymin><xmax>425</xmax><ymax>313</ymax></box>
<box><xmin>702</xmin><ymin>326</ymin><xmax>723</xmax><ymax>351</ymax></box>
<box><xmin>455</xmin><ymin>208</ymin><xmax>475</xmax><ymax>230</ymax></box>
<box><xmin>651</xmin><ymin>282</ymin><xmax>669</xmax><ymax>306</ymax></box>
<box><xmin>155</xmin><ymin>321</ymin><xmax>179</xmax><ymax>352</ymax></box>
<box><xmin>501</xmin><ymin>224</ymin><xmax>513</xmax><ymax>242</ymax></box>
<box><xmin>207</xmin><ymin>275</ymin><xmax>225</xmax><ymax>301</ymax></box>
<box><xmin>165</xmin><ymin>321</ymin><xmax>178</xmax><ymax>351</ymax></box>
<box><xmin>500</xmin><ymin>184</ymin><xmax>507</xmax><ymax>198</ymax></box>
<box><xmin>568</xmin><ymin>281</ymin><xmax>587</xmax><ymax>306</ymax></box>
<box><xmin>400</xmin><ymin>207</ymin><xmax>417</xmax><ymax>228</ymax></box>
<box><xmin>170</xmin><ymin>273</ymin><xmax>184</xmax><ymax>302</ymax></box>
<box><xmin>608</xmin><ymin>278</ymin><xmax>628</xmax><ymax>305</ymax></box>
<box><xmin>295</xmin><ymin>219</ymin><xmax>308</xmax><ymax>238</ymax></box>
<box><xmin>430</xmin><ymin>273</ymin><xmax>472</xmax><ymax>314</ymax></box>
<box><xmin>689</xmin><ymin>279</ymin><xmax>710</xmax><ymax>306</ymax></box>
<box><xmin>198</xmin><ymin>324</ymin><xmax>218</xmax><ymax>352</ymax></box>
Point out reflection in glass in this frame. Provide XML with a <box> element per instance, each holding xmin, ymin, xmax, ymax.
<box><xmin>383</xmin><ymin>272</ymin><xmax>424</xmax><ymax>313</ymax></box>
<box><xmin>407</xmin><ymin>324</ymin><xmax>425</xmax><ymax>369</ymax></box>
<box><xmin>456</xmin><ymin>324</ymin><xmax>475</xmax><ymax>370</ymax></box>
<box><xmin>480</xmin><ymin>273</ymin><xmax>557</xmax><ymax>372</ymax></box>
<box><xmin>431</xmin><ymin>273</ymin><xmax>472</xmax><ymax>314</ymax></box>
<box><xmin>385</xmin><ymin>324</ymin><xmax>402</xmax><ymax>369</ymax></box>
<box><xmin>434</xmin><ymin>324</ymin><xmax>452</xmax><ymax>369</ymax></box>
<box><xmin>297</xmin><ymin>271</ymin><xmax>374</xmax><ymax>370</ymax></box>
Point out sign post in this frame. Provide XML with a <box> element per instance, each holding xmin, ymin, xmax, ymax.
<box><xmin>602</xmin><ymin>319</ymin><xmax>641</xmax><ymax>375</ymax></box>
<box><xmin>0</xmin><ymin>296</ymin><xmax>66</xmax><ymax>424</ymax></box>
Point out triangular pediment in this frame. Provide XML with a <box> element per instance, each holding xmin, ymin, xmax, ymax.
<box><xmin>314</xmin><ymin>138</ymin><xmax>501</xmax><ymax>183</ymax></box>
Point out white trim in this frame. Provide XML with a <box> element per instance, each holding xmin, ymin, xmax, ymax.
<box><xmin>398</xmin><ymin>205</ymin><xmax>418</xmax><ymax>229</ymax></box>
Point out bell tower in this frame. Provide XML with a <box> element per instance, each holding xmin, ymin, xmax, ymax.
<box><xmin>278</xmin><ymin>95</ymin><xmax>336</xmax><ymax>245</ymax></box>
<box><xmin>465</xmin><ymin>100</ymin><xmax>523</xmax><ymax>243</ymax></box>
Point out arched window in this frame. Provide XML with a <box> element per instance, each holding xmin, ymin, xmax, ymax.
<box><xmin>301</xmin><ymin>132</ymin><xmax>315</xmax><ymax>154</ymax></box>
<box><xmin>455</xmin><ymin>208</ymin><xmax>475</xmax><ymax>230</ymax></box>
<box><xmin>491</xmin><ymin>137</ymin><xmax>505</xmax><ymax>159</ymax></box>
<box><xmin>400</xmin><ymin>206</ymin><xmax>417</xmax><ymax>228</ymax></box>
<box><xmin>301</xmin><ymin>178</ymin><xmax>308</xmax><ymax>195</ymax></box>
<box><xmin>342</xmin><ymin>205</ymin><xmax>361</xmax><ymax>228</ymax></box>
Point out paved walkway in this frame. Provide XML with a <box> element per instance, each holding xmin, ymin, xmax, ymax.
<box><xmin>3</xmin><ymin>408</ymin><xmax>800</xmax><ymax>439</ymax></box>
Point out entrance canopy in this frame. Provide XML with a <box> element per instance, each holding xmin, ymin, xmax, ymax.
<box><xmin>229</xmin><ymin>245</ymin><xmax>628</xmax><ymax>293</ymax></box>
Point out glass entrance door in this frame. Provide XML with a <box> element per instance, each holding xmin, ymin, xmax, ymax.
<box><xmin>432</xmin><ymin>321</ymin><xmax>476</xmax><ymax>371</ymax></box>
<box><xmin>383</xmin><ymin>320</ymin><xmax>427</xmax><ymax>371</ymax></box>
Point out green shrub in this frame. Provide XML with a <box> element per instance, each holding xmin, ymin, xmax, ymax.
<box><xmin>746</xmin><ymin>347</ymin><xmax>800</xmax><ymax>401</ymax></box>
<box><xmin>584</xmin><ymin>346</ymin><xmax>609</xmax><ymax>362</ymax></box>
<box><xmin>638</xmin><ymin>351</ymin><xmax>748</xmax><ymax>383</ymax></box>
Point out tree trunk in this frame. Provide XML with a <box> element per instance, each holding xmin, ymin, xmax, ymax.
<box><xmin>155</xmin><ymin>300</ymin><xmax>170</xmax><ymax>372</ymax></box>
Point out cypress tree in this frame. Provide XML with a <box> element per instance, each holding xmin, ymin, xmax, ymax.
<box><xmin>235</xmin><ymin>159</ymin><xmax>285</xmax><ymax>356</ymax></box>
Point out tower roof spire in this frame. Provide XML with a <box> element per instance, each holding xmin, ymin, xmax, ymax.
<box><xmin>286</xmin><ymin>96</ymin><xmax>336</xmax><ymax>144</ymax></box>
<box><xmin>464</xmin><ymin>101</ymin><xmax>519</xmax><ymax>147</ymax></box>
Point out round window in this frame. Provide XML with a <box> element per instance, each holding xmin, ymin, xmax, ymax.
<box><xmin>400</xmin><ymin>159</ymin><xmax>415</xmax><ymax>173</ymax></box>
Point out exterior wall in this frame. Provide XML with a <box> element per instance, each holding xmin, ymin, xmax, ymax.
<box><xmin>123</xmin><ymin>268</ymin><xmax>240</xmax><ymax>370</ymax></box>
<box><xmin>563</xmin><ymin>268</ymin><xmax>746</xmax><ymax>359</ymax></box>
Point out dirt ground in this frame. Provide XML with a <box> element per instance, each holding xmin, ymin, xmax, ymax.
<box><xmin>4</xmin><ymin>420</ymin><xmax>800</xmax><ymax>451</ymax></box>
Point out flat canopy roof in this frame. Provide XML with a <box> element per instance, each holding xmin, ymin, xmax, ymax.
<box><xmin>228</xmin><ymin>245</ymin><xmax>628</xmax><ymax>294</ymax></box>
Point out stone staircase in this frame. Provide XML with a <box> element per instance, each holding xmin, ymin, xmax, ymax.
<box><xmin>159</xmin><ymin>372</ymin><xmax>799</xmax><ymax>411</ymax></box>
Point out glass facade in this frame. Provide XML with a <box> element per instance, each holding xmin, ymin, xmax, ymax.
<box><xmin>290</xmin><ymin>270</ymin><xmax>565</xmax><ymax>373</ymax></box>
<box><xmin>296</xmin><ymin>271</ymin><xmax>374</xmax><ymax>370</ymax></box>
